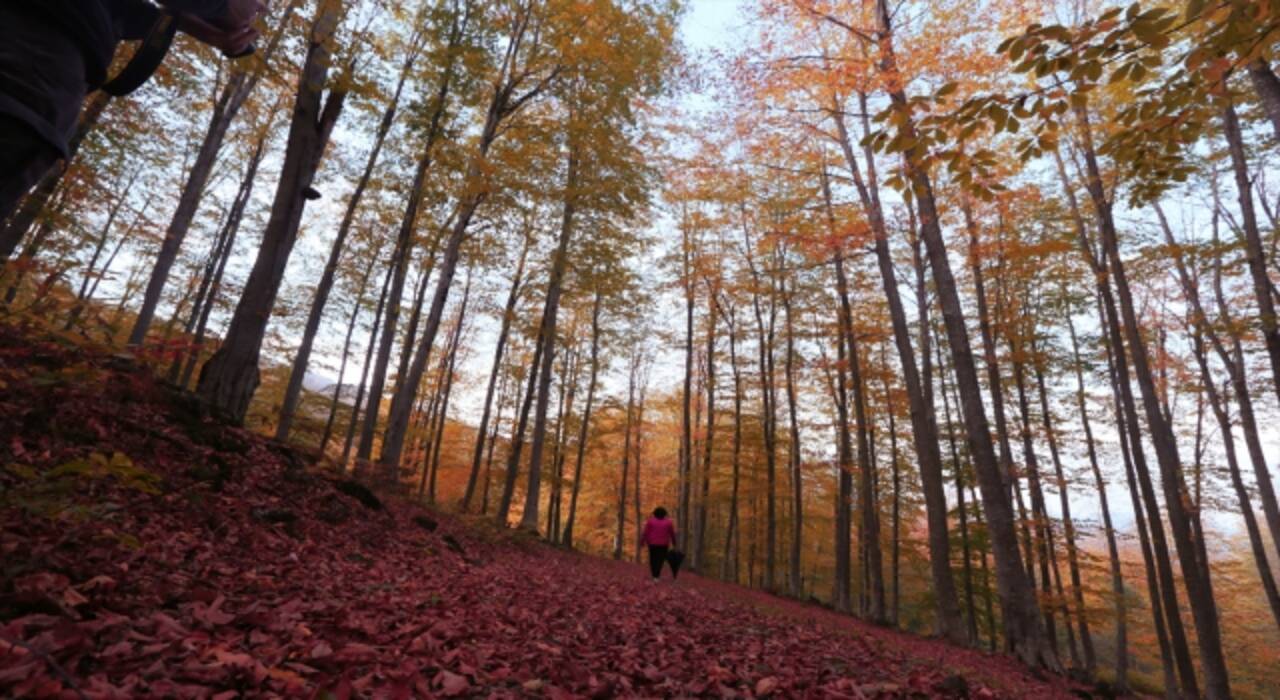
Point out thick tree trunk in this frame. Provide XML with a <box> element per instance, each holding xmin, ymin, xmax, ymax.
<box><xmin>888</xmin><ymin>89</ymin><xmax>1051</xmax><ymax>670</ymax></box>
<box><xmin>175</xmin><ymin>133</ymin><xmax>267</xmax><ymax>387</ymax></box>
<box><xmin>276</xmin><ymin>50</ymin><xmax>415</xmax><ymax>440</ymax></box>
<box><xmin>463</xmin><ymin>240</ymin><xmax>529</xmax><ymax>510</ymax></box>
<box><xmin>197</xmin><ymin>1</ymin><xmax>348</xmax><ymax>423</ymax></box>
<box><xmin>563</xmin><ymin>292</ymin><xmax>601</xmax><ymax>548</ymax></box>
<box><xmin>128</xmin><ymin>5</ymin><xmax>296</xmax><ymax>344</ymax></box>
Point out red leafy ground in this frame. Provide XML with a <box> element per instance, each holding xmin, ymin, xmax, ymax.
<box><xmin>0</xmin><ymin>326</ymin><xmax>1087</xmax><ymax>698</ymax></box>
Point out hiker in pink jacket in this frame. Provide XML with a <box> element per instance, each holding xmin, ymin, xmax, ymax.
<box><xmin>640</xmin><ymin>507</ymin><xmax>680</xmax><ymax>581</ymax></box>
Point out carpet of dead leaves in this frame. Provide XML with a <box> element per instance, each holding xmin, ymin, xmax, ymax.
<box><xmin>0</xmin><ymin>325</ymin><xmax>1087</xmax><ymax>699</ymax></box>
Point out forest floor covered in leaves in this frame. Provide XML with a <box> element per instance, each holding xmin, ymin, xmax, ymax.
<box><xmin>0</xmin><ymin>323</ymin><xmax>1092</xmax><ymax>698</ymax></box>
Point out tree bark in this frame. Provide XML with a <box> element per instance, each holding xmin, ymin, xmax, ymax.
<box><xmin>563</xmin><ymin>292</ymin><xmax>601</xmax><ymax>548</ymax></box>
<box><xmin>519</xmin><ymin>149</ymin><xmax>580</xmax><ymax>532</ymax></box>
<box><xmin>1064</xmin><ymin>313</ymin><xmax>1126</xmax><ymax>691</ymax></box>
<box><xmin>463</xmin><ymin>239</ymin><xmax>529</xmax><ymax>510</ymax></box>
<box><xmin>1074</xmin><ymin>102</ymin><xmax>1230</xmax><ymax>698</ymax></box>
<box><xmin>342</xmin><ymin>255</ymin><xmax>394</xmax><ymax>468</ymax></box>
<box><xmin>319</xmin><ymin>254</ymin><xmax>376</xmax><ymax>454</ymax></box>
<box><xmin>1247</xmin><ymin>60</ymin><xmax>1280</xmax><ymax>142</ymax></box>
<box><xmin>128</xmin><ymin>4</ymin><xmax>296</xmax><ymax>344</ymax></box>
<box><xmin>276</xmin><ymin>47</ymin><xmax>416</xmax><ymax>440</ymax></box>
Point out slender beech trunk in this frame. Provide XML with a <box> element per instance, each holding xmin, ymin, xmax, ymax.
<box><xmin>276</xmin><ymin>47</ymin><xmax>416</xmax><ymax>439</ymax></box>
<box><xmin>964</xmin><ymin>206</ymin><xmax>1035</xmax><ymax>583</ymax></box>
<box><xmin>427</xmin><ymin>276</ymin><xmax>469</xmax><ymax>501</ymax></box>
<box><xmin>358</xmin><ymin>103</ymin><xmax>456</xmax><ymax>465</ymax></box>
<box><xmin>1075</xmin><ymin>103</ymin><xmax>1229</xmax><ymax>698</ymax></box>
<box><xmin>320</xmin><ymin>255</ymin><xmax>376</xmax><ymax>453</ymax></box>
<box><xmin>884</xmin><ymin>358</ymin><xmax>901</xmax><ymax>627</ymax></box>
<box><xmin>632</xmin><ymin>372</ymin><xmax>648</xmax><ymax>563</ymax></box>
<box><xmin>831</xmin><ymin>109</ymin><xmax>965</xmax><ymax>641</ymax></box>
<box><xmin>1065</xmin><ymin>313</ymin><xmax>1126</xmax><ymax>690</ymax></box>
<box><xmin>463</xmin><ymin>239</ymin><xmax>530</xmax><ymax>510</ymax></box>
<box><xmin>1010</xmin><ymin>353</ymin><xmax>1060</xmax><ymax>658</ymax></box>
<box><xmin>831</xmin><ymin>285</ymin><xmax>855</xmax><ymax>614</ymax></box>
<box><xmin>935</xmin><ymin>321</ymin><xmax>979</xmax><ymax>644</ymax></box>
<box><xmin>721</xmin><ymin>299</ymin><xmax>744</xmax><ymax>584</ymax></box>
<box><xmin>876</xmin><ymin>10</ymin><xmax>1052</xmax><ymax>660</ymax></box>
<box><xmin>781</xmin><ymin>279</ymin><xmax>802</xmax><ymax>597</ymax></box>
<box><xmin>378</xmin><ymin>0</ymin><xmax>553</xmax><ymax>476</ymax></box>
<box><xmin>64</xmin><ymin>172</ymin><xmax>137</xmax><ymax>329</ymax></box>
<box><xmin>128</xmin><ymin>4</ymin><xmax>296</xmax><ymax>343</ymax></box>
<box><xmin>680</xmin><ymin>215</ymin><xmax>695</xmax><ymax>547</ymax></box>
<box><xmin>520</xmin><ymin>148</ymin><xmax>580</xmax><ymax>532</ymax></box>
<box><xmin>497</xmin><ymin>313</ymin><xmax>546</xmax><ymax>523</ymax></box>
<box><xmin>342</xmin><ymin>258</ymin><xmax>394</xmax><ymax>468</ymax></box>
<box><xmin>197</xmin><ymin>1</ymin><xmax>349</xmax><ymax>422</ymax></box>
<box><xmin>742</xmin><ymin>219</ymin><xmax>778</xmax><ymax>592</ymax></box>
<box><xmin>1032</xmin><ymin>352</ymin><xmax>1094</xmax><ymax>671</ymax></box>
<box><xmin>695</xmin><ymin>284</ymin><xmax>719</xmax><ymax>571</ymax></box>
<box><xmin>615</xmin><ymin>356</ymin><xmax>637</xmax><ymax>560</ymax></box>
<box><xmin>563</xmin><ymin>292</ymin><xmax>601</xmax><ymax>548</ymax></box>
<box><xmin>174</xmin><ymin>132</ymin><xmax>267</xmax><ymax>386</ymax></box>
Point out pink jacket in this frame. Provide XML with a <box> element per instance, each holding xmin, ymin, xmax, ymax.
<box><xmin>642</xmin><ymin>517</ymin><xmax>676</xmax><ymax>547</ymax></box>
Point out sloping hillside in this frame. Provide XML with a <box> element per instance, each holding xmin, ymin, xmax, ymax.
<box><xmin>0</xmin><ymin>325</ymin><xmax>1088</xmax><ymax>698</ymax></box>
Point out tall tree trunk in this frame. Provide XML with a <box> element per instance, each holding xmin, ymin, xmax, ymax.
<box><xmin>196</xmin><ymin>0</ymin><xmax>349</xmax><ymax>422</ymax></box>
<box><xmin>427</xmin><ymin>275</ymin><xmax>470</xmax><ymax>502</ymax></box>
<box><xmin>1032</xmin><ymin>352</ymin><xmax>1094</xmax><ymax>672</ymax></box>
<box><xmin>1074</xmin><ymin>103</ymin><xmax>1229</xmax><ymax>698</ymax></box>
<box><xmin>829</xmin><ymin>284</ymin><xmax>856</xmax><ymax>613</ymax></box>
<box><xmin>935</xmin><ymin>321</ymin><xmax>979</xmax><ymax>645</ymax></box>
<box><xmin>830</xmin><ymin>110</ymin><xmax>966</xmax><ymax>642</ymax></box>
<box><xmin>882</xmin><ymin>65</ymin><xmax>1052</xmax><ymax>672</ymax></box>
<box><xmin>319</xmin><ymin>254</ymin><xmax>376</xmax><ymax>453</ymax></box>
<box><xmin>1065</xmin><ymin>313</ymin><xmax>1126</xmax><ymax>690</ymax></box>
<box><xmin>721</xmin><ymin>299</ymin><xmax>744</xmax><ymax>584</ymax></box>
<box><xmin>615</xmin><ymin>355</ymin><xmax>637</xmax><ymax>561</ymax></box>
<box><xmin>1247</xmin><ymin>60</ymin><xmax>1280</xmax><ymax>142</ymax></box>
<box><xmin>519</xmin><ymin>149</ymin><xmax>580</xmax><ymax>532</ymax></box>
<box><xmin>781</xmin><ymin>279</ymin><xmax>801</xmax><ymax>597</ymax></box>
<box><xmin>497</xmin><ymin>312</ymin><xmax>546</xmax><ymax>523</ymax></box>
<box><xmin>128</xmin><ymin>3</ymin><xmax>297</xmax><ymax>343</ymax></box>
<box><xmin>463</xmin><ymin>239</ymin><xmax>530</xmax><ymax>510</ymax></box>
<box><xmin>680</xmin><ymin>214</ymin><xmax>695</xmax><ymax>548</ymax></box>
<box><xmin>563</xmin><ymin>292</ymin><xmax>601</xmax><ymax>548</ymax></box>
<box><xmin>963</xmin><ymin>206</ymin><xmax>1035</xmax><ymax>583</ymax></box>
<box><xmin>64</xmin><ymin>171</ymin><xmax>137</xmax><ymax>329</ymax></box>
<box><xmin>742</xmin><ymin>219</ymin><xmax>778</xmax><ymax>592</ymax></box>
<box><xmin>695</xmin><ymin>284</ymin><xmax>718</xmax><ymax>570</ymax></box>
<box><xmin>174</xmin><ymin>132</ymin><xmax>268</xmax><ymax>386</ymax></box>
<box><xmin>342</xmin><ymin>257</ymin><xmax>394</xmax><ymax>468</ymax></box>
<box><xmin>276</xmin><ymin>47</ymin><xmax>416</xmax><ymax>439</ymax></box>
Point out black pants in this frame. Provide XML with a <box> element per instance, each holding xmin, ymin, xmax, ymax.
<box><xmin>648</xmin><ymin>545</ymin><xmax>669</xmax><ymax>579</ymax></box>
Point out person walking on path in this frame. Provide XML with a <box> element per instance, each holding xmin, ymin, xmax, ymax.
<box><xmin>641</xmin><ymin>507</ymin><xmax>679</xmax><ymax>581</ymax></box>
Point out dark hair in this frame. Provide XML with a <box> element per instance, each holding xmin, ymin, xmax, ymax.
<box><xmin>653</xmin><ymin>507</ymin><xmax>667</xmax><ymax>519</ymax></box>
